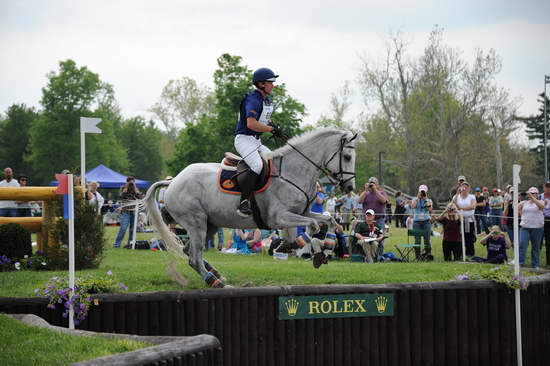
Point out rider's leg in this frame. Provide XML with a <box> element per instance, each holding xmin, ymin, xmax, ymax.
<box><xmin>234</xmin><ymin>135</ymin><xmax>265</xmax><ymax>216</ymax></box>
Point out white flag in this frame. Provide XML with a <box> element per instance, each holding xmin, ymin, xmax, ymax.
<box><xmin>80</xmin><ymin>117</ymin><xmax>102</xmax><ymax>134</ymax></box>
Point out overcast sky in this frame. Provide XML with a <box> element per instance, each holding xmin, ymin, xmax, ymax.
<box><xmin>1</xmin><ymin>0</ymin><xmax>549</xmax><ymax>140</ymax></box>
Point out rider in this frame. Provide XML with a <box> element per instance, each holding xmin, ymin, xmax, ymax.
<box><xmin>234</xmin><ymin>67</ymin><xmax>283</xmax><ymax>217</ymax></box>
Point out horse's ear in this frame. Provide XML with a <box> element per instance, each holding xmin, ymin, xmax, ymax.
<box><xmin>348</xmin><ymin>132</ymin><xmax>358</xmax><ymax>143</ymax></box>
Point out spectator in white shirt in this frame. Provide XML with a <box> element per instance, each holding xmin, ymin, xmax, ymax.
<box><xmin>0</xmin><ymin>167</ymin><xmax>20</xmax><ymax>217</ymax></box>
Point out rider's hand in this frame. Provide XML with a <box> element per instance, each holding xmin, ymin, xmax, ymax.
<box><xmin>268</xmin><ymin>123</ymin><xmax>283</xmax><ymax>137</ymax></box>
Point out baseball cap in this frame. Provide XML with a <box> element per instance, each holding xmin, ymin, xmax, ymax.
<box><xmin>492</xmin><ymin>188</ymin><xmax>498</xmax><ymax>192</ymax></box>
<box><xmin>457</xmin><ymin>175</ymin><xmax>466</xmax><ymax>181</ymax></box>
<box><xmin>368</xmin><ymin>177</ymin><xmax>378</xmax><ymax>184</ymax></box>
<box><xmin>365</xmin><ymin>209</ymin><xmax>375</xmax><ymax>216</ymax></box>
<box><xmin>475</xmin><ymin>187</ymin><xmax>481</xmax><ymax>192</ymax></box>
<box><xmin>418</xmin><ymin>184</ymin><xmax>428</xmax><ymax>192</ymax></box>
<box><xmin>528</xmin><ymin>187</ymin><xmax>539</xmax><ymax>194</ymax></box>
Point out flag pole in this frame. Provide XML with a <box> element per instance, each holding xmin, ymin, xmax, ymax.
<box><xmin>80</xmin><ymin>117</ymin><xmax>102</xmax><ymax>191</ymax></box>
<box><xmin>512</xmin><ymin>164</ymin><xmax>523</xmax><ymax>366</ymax></box>
<box><xmin>68</xmin><ymin>174</ymin><xmax>75</xmax><ymax>330</ymax></box>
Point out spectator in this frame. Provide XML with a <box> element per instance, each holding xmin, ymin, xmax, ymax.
<box><xmin>410</xmin><ymin>184</ymin><xmax>433</xmax><ymax>259</ymax></box>
<box><xmin>245</xmin><ymin>229</ymin><xmax>263</xmax><ymax>253</ymax></box>
<box><xmin>226</xmin><ymin>229</ymin><xmax>249</xmax><ymax>251</ymax></box>
<box><xmin>339</xmin><ymin>191</ymin><xmax>356</xmax><ymax>231</ymax></box>
<box><xmin>86</xmin><ymin>181</ymin><xmax>104</xmax><ymax>215</ymax></box>
<box><xmin>503</xmin><ymin>188</ymin><xmax>519</xmax><ymax>244</ymax></box>
<box><xmin>0</xmin><ymin>168</ymin><xmax>20</xmax><ymax>217</ymax></box>
<box><xmin>310</xmin><ymin>182</ymin><xmax>325</xmax><ymax>214</ymax></box>
<box><xmin>540</xmin><ymin>182</ymin><xmax>550</xmax><ymax>267</ymax></box>
<box><xmin>518</xmin><ymin>187</ymin><xmax>544</xmax><ymax>268</ymax></box>
<box><xmin>353</xmin><ymin>209</ymin><xmax>384</xmax><ymax>263</ymax></box>
<box><xmin>450</xmin><ymin>175</ymin><xmax>467</xmax><ymax>199</ymax></box>
<box><xmin>385</xmin><ymin>200</ymin><xmax>392</xmax><ymax>224</ymax></box>
<box><xmin>488</xmin><ymin>188</ymin><xmax>504</xmax><ymax>229</ymax></box>
<box><xmin>358</xmin><ymin>177</ymin><xmax>388</xmax><ymax>256</ymax></box>
<box><xmin>15</xmin><ymin>175</ymin><xmax>32</xmax><ymax>217</ymax></box>
<box><xmin>358</xmin><ymin>177</ymin><xmax>388</xmax><ymax>228</ymax></box>
<box><xmin>453</xmin><ymin>181</ymin><xmax>477</xmax><ymax>257</ymax></box>
<box><xmin>474</xmin><ymin>187</ymin><xmax>489</xmax><ymax>234</ymax></box>
<box><xmin>394</xmin><ymin>191</ymin><xmax>407</xmax><ymax>228</ymax></box>
<box><xmin>434</xmin><ymin>203</ymin><xmax>462</xmax><ymax>261</ymax></box>
<box><xmin>325</xmin><ymin>194</ymin><xmax>337</xmax><ymax>217</ymax></box>
<box><xmin>113</xmin><ymin>177</ymin><xmax>142</xmax><ymax>248</ymax></box>
<box><xmin>471</xmin><ymin>225</ymin><xmax>511</xmax><ymax>264</ymax></box>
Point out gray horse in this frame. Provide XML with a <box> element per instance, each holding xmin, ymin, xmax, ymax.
<box><xmin>142</xmin><ymin>128</ymin><xmax>357</xmax><ymax>288</ymax></box>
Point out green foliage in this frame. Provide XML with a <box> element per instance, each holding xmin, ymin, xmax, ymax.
<box><xmin>117</xmin><ymin>116</ymin><xmax>164</xmax><ymax>181</ymax></box>
<box><xmin>28</xmin><ymin>59</ymin><xmax>129</xmax><ymax>184</ymax></box>
<box><xmin>0</xmin><ymin>104</ymin><xmax>38</xmax><ymax>178</ymax></box>
<box><xmin>0</xmin><ymin>223</ymin><xmax>32</xmax><ymax>260</ymax></box>
<box><xmin>456</xmin><ymin>266</ymin><xmax>530</xmax><ymax>290</ymax></box>
<box><xmin>46</xmin><ymin>198</ymin><xmax>105</xmax><ymax>269</ymax></box>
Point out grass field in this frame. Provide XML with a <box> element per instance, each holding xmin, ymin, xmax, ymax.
<box><xmin>0</xmin><ymin>314</ymin><xmax>149</xmax><ymax>366</ymax></box>
<box><xmin>1</xmin><ymin>224</ymin><xmax>545</xmax><ymax>298</ymax></box>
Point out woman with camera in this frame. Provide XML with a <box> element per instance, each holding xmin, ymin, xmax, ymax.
<box><xmin>434</xmin><ymin>203</ymin><xmax>462</xmax><ymax>261</ymax></box>
<box><xmin>410</xmin><ymin>184</ymin><xmax>433</xmax><ymax>259</ymax></box>
<box><xmin>113</xmin><ymin>177</ymin><xmax>142</xmax><ymax>248</ymax></box>
<box><xmin>453</xmin><ymin>181</ymin><xmax>477</xmax><ymax>257</ymax></box>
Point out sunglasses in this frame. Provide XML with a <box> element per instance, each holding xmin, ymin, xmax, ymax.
<box><xmin>20</xmin><ymin>178</ymin><xmax>27</xmax><ymax>181</ymax></box>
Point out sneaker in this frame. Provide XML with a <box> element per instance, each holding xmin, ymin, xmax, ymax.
<box><xmin>237</xmin><ymin>200</ymin><xmax>253</xmax><ymax>217</ymax></box>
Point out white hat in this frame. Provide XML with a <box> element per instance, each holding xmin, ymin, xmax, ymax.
<box><xmin>365</xmin><ymin>209</ymin><xmax>375</xmax><ymax>216</ymax></box>
<box><xmin>528</xmin><ymin>187</ymin><xmax>539</xmax><ymax>194</ymax></box>
<box><xmin>368</xmin><ymin>177</ymin><xmax>378</xmax><ymax>184</ymax></box>
<box><xmin>457</xmin><ymin>175</ymin><xmax>466</xmax><ymax>181</ymax></box>
<box><xmin>418</xmin><ymin>184</ymin><xmax>428</xmax><ymax>192</ymax></box>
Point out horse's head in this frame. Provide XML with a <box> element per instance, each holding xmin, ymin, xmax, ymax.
<box><xmin>324</xmin><ymin>131</ymin><xmax>357</xmax><ymax>194</ymax></box>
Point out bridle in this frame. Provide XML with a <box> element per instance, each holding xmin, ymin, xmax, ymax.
<box><xmin>272</xmin><ymin>132</ymin><xmax>358</xmax><ymax>214</ymax></box>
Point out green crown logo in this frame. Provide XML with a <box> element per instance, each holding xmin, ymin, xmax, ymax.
<box><xmin>375</xmin><ymin>296</ymin><xmax>388</xmax><ymax>313</ymax></box>
<box><xmin>285</xmin><ymin>298</ymin><xmax>300</xmax><ymax>316</ymax></box>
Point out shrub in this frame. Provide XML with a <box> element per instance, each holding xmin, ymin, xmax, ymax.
<box><xmin>0</xmin><ymin>223</ymin><xmax>32</xmax><ymax>260</ymax></box>
<box><xmin>46</xmin><ymin>197</ymin><xmax>105</xmax><ymax>269</ymax></box>
<box><xmin>36</xmin><ymin>272</ymin><xmax>129</xmax><ymax>325</ymax></box>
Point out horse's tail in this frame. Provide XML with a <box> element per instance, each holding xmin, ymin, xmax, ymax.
<box><xmin>143</xmin><ymin>180</ymin><xmax>186</xmax><ymax>259</ymax></box>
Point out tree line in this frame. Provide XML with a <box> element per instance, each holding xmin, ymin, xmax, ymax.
<box><xmin>1</xmin><ymin>27</ymin><xmax>547</xmax><ymax>200</ymax></box>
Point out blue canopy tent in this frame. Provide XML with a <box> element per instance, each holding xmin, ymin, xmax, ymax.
<box><xmin>50</xmin><ymin>164</ymin><xmax>151</xmax><ymax>189</ymax></box>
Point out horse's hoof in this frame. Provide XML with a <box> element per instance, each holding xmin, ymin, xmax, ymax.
<box><xmin>313</xmin><ymin>252</ymin><xmax>326</xmax><ymax>269</ymax></box>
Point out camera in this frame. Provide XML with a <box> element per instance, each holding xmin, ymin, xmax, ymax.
<box><xmin>368</xmin><ymin>183</ymin><xmax>374</xmax><ymax>188</ymax></box>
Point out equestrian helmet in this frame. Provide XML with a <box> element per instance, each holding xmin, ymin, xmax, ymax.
<box><xmin>252</xmin><ymin>68</ymin><xmax>278</xmax><ymax>84</ymax></box>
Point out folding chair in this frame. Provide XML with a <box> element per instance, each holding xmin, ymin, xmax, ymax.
<box><xmin>394</xmin><ymin>229</ymin><xmax>427</xmax><ymax>262</ymax></box>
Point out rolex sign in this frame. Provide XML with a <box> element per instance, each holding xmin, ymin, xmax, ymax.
<box><xmin>278</xmin><ymin>293</ymin><xmax>394</xmax><ymax>320</ymax></box>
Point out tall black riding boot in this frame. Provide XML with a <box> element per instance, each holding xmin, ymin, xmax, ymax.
<box><xmin>236</xmin><ymin>170</ymin><xmax>259</xmax><ymax>217</ymax></box>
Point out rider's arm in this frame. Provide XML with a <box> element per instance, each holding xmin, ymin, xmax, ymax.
<box><xmin>247</xmin><ymin>117</ymin><xmax>274</xmax><ymax>133</ymax></box>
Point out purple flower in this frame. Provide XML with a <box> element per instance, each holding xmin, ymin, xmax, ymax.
<box><xmin>106</xmin><ymin>270</ymin><xmax>113</xmax><ymax>276</ymax></box>
<box><xmin>118</xmin><ymin>282</ymin><xmax>128</xmax><ymax>291</ymax></box>
<box><xmin>456</xmin><ymin>274</ymin><xmax>470</xmax><ymax>281</ymax></box>
<box><xmin>47</xmin><ymin>304</ymin><xmax>56</xmax><ymax>310</ymax></box>
<box><xmin>36</xmin><ymin>250</ymin><xmax>44</xmax><ymax>256</ymax></box>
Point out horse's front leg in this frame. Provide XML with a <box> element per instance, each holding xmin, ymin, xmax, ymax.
<box><xmin>273</xmin><ymin>211</ymin><xmax>321</xmax><ymax>235</ymax></box>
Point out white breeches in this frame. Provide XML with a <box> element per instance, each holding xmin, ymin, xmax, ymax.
<box><xmin>234</xmin><ymin>134</ymin><xmax>271</xmax><ymax>174</ymax></box>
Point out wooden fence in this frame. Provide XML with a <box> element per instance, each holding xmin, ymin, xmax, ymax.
<box><xmin>2</xmin><ymin>275</ymin><xmax>550</xmax><ymax>365</ymax></box>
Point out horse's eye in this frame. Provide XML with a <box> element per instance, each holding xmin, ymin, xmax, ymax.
<box><xmin>343</xmin><ymin>154</ymin><xmax>352</xmax><ymax>162</ymax></box>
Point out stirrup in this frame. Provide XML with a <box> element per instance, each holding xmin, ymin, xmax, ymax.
<box><xmin>237</xmin><ymin>200</ymin><xmax>253</xmax><ymax>217</ymax></box>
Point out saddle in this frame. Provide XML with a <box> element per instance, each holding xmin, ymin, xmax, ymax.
<box><xmin>218</xmin><ymin>152</ymin><xmax>273</xmax><ymax>194</ymax></box>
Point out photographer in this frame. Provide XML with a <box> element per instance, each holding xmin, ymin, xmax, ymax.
<box><xmin>410</xmin><ymin>184</ymin><xmax>433</xmax><ymax>259</ymax></box>
<box><xmin>518</xmin><ymin>187</ymin><xmax>544</xmax><ymax>268</ymax></box>
<box><xmin>113</xmin><ymin>176</ymin><xmax>143</xmax><ymax>248</ymax></box>
<box><xmin>434</xmin><ymin>203</ymin><xmax>462</xmax><ymax>261</ymax></box>
<box><xmin>358</xmin><ymin>177</ymin><xmax>388</xmax><ymax>255</ymax></box>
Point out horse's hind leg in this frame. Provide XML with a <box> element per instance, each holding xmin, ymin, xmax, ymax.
<box><xmin>204</xmin><ymin>223</ymin><xmax>226</xmax><ymax>282</ymax></box>
<box><xmin>186</xmin><ymin>217</ymin><xmax>225</xmax><ymax>288</ymax></box>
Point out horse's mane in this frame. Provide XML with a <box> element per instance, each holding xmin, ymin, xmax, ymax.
<box><xmin>268</xmin><ymin>128</ymin><xmax>349</xmax><ymax>158</ymax></box>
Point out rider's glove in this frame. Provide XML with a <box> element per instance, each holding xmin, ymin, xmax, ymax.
<box><xmin>269</xmin><ymin>123</ymin><xmax>284</xmax><ymax>138</ymax></box>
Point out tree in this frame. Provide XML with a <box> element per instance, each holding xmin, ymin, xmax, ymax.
<box><xmin>0</xmin><ymin>104</ymin><xmax>38</xmax><ymax>178</ymax></box>
<box><xmin>518</xmin><ymin>92</ymin><xmax>550</xmax><ymax>177</ymax></box>
<box><xmin>118</xmin><ymin>116</ymin><xmax>163</xmax><ymax>181</ymax></box>
<box><xmin>28</xmin><ymin>59</ymin><xmax>128</xmax><ymax>184</ymax></box>
<box><xmin>316</xmin><ymin>82</ymin><xmax>354</xmax><ymax>130</ymax></box>
<box><xmin>149</xmin><ymin>76</ymin><xmax>214</xmax><ymax>139</ymax></box>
